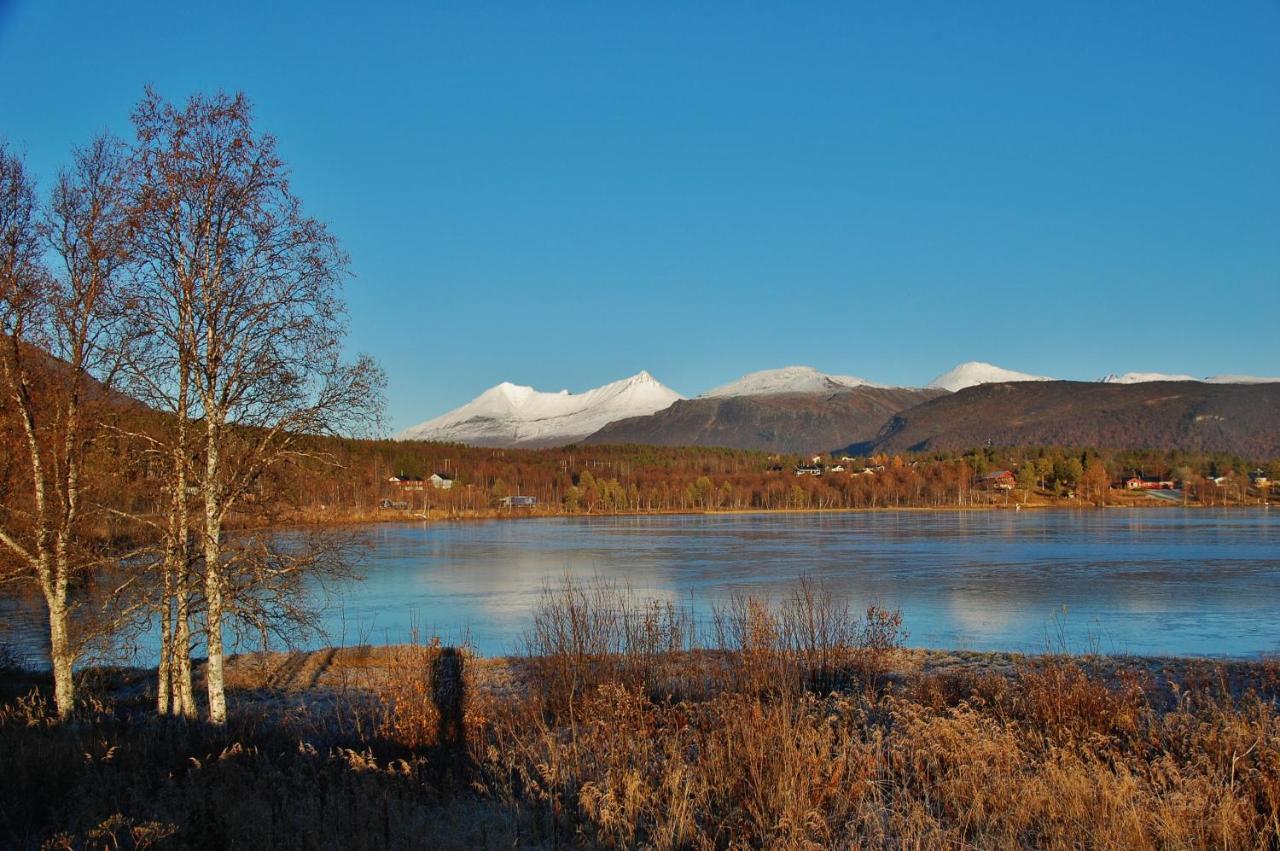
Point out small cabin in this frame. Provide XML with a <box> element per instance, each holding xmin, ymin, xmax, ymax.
<box><xmin>428</xmin><ymin>473</ymin><xmax>455</xmax><ymax>490</ymax></box>
<box><xmin>795</xmin><ymin>465</ymin><xmax>822</xmax><ymax>476</ymax></box>
<box><xmin>500</xmin><ymin>495</ymin><xmax>537</xmax><ymax>507</ymax></box>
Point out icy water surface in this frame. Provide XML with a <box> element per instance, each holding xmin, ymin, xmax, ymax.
<box><xmin>334</xmin><ymin>508</ymin><xmax>1280</xmax><ymax>658</ymax></box>
<box><xmin>5</xmin><ymin>509</ymin><xmax>1280</xmax><ymax>663</ymax></box>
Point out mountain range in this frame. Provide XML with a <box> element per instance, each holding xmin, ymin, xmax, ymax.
<box><xmin>586</xmin><ymin>386</ymin><xmax>945</xmax><ymax>454</ymax></box>
<box><xmin>397</xmin><ymin>371</ymin><xmax>681</xmax><ymax>448</ymax></box>
<box><xmin>862</xmin><ymin>380</ymin><xmax>1280</xmax><ymax>458</ymax></box>
<box><xmin>398</xmin><ymin>362</ymin><xmax>1280</xmax><ymax>455</ymax></box>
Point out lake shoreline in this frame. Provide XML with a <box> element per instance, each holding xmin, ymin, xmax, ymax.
<box><xmin>6</xmin><ymin>643</ymin><xmax>1278</xmax><ymax>705</ymax></box>
<box><xmin>7</xmin><ymin>638</ymin><xmax>1276</xmax><ymax>683</ymax></box>
<box><xmin>271</xmin><ymin>493</ymin><xmax>1271</xmax><ymax>532</ymax></box>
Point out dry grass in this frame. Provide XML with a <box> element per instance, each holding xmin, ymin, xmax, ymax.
<box><xmin>2</xmin><ymin>580</ymin><xmax>1279</xmax><ymax>849</ymax></box>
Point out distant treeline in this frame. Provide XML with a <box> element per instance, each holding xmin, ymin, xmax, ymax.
<box><xmin>272</xmin><ymin>437</ymin><xmax>1279</xmax><ymax>515</ymax></box>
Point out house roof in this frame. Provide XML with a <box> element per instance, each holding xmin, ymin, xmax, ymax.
<box><xmin>431</xmin><ymin>472</ymin><xmax>455</xmax><ymax>480</ymax></box>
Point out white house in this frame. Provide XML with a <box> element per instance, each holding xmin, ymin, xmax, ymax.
<box><xmin>429</xmin><ymin>473</ymin><xmax>455</xmax><ymax>490</ymax></box>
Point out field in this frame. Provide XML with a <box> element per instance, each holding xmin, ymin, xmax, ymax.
<box><xmin>3</xmin><ymin>582</ymin><xmax>1280</xmax><ymax>849</ymax></box>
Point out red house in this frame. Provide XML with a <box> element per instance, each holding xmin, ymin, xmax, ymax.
<box><xmin>984</xmin><ymin>470</ymin><xmax>1016</xmax><ymax>490</ymax></box>
<box><xmin>388</xmin><ymin>474</ymin><xmax>425</xmax><ymax>491</ymax></box>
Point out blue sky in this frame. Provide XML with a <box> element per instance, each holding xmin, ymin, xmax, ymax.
<box><xmin>2</xmin><ymin>1</ymin><xmax>1277</xmax><ymax>432</ymax></box>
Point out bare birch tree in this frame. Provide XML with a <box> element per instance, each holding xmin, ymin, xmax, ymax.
<box><xmin>0</xmin><ymin>138</ymin><xmax>135</xmax><ymax>718</ymax></box>
<box><xmin>128</xmin><ymin>90</ymin><xmax>384</xmax><ymax>724</ymax></box>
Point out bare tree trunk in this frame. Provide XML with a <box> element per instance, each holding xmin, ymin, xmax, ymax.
<box><xmin>203</xmin><ymin>419</ymin><xmax>227</xmax><ymax>725</ymax></box>
<box><xmin>204</xmin><ymin>548</ymin><xmax>226</xmax><ymax>724</ymax></box>
<box><xmin>46</xmin><ymin>576</ymin><xmax>75</xmax><ymax>718</ymax></box>
<box><xmin>160</xmin><ymin>521</ymin><xmax>179</xmax><ymax>717</ymax></box>
<box><xmin>157</xmin><ymin>588</ymin><xmax>173</xmax><ymax>715</ymax></box>
<box><xmin>158</xmin><ymin>488</ymin><xmax>178</xmax><ymax>716</ymax></box>
<box><xmin>174</xmin><ymin>578</ymin><xmax>196</xmax><ymax>717</ymax></box>
<box><xmin>160</xmin><ymin>375</ymin><xmax>195</xmax><ymax>716</ymax></box>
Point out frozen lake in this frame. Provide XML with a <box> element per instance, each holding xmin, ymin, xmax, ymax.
<box><xmin>6</xmin><ymin>508</ymin><xmax>1280</xmax><ymax>663</ymax></box>
<box><xmin>311</xmin><ymin>508</ymin><xmax>1280</xmax><ymax>658</ymax></box>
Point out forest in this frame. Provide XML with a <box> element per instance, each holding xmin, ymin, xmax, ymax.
<box><xmin>291</xmin><ymin>436</ymin><xmax>1277</xmax><ymax>517</ymax></box>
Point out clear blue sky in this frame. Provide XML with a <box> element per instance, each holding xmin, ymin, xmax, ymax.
<box><xmin>2</xmin><ymin>1</ymin><xmax>1277</xmax><ymax>432</ymax></box>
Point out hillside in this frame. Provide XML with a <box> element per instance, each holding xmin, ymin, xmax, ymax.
<box><xmin>861</xmin><ymin>380</ymin><xmax>1280</xmax><ymax>456</ymax></box>
<box><xmin>584</xmin><ymin>387</ymin><xmax>945</xmax><ymax>453</ymax></box>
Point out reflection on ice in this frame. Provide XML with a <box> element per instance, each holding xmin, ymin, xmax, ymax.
<box><xmin>7</xmin><ymin>509</ymin><xmax>1280</xmax><ymax>665</ymax></box>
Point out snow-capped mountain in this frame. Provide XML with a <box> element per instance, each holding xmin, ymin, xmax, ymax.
<box><xmin>927</xmin><ymin>361</ymin><xmax>1054</xmax><ymax>392</ymax></box>
<box><xmin>398</xmin><ymin>371</ymin><xmax>683</xmax><ymax>447</ymax></box>
<box><xmin>1100</xmin><ymin>372</ymin><xmax>1280</xmax><ymax>384</ymax></box>
<box><xmin>1204</xmin><ymin>375</ymin><xmax>1280</xmax><ymax>384</ymax></box>
<box><xmin>1099</xmin><ymin>372</ymin><xmax>1198</xmax><ymax>383</ymax></box>
<box><xmin>701</xmin><ymin>366</ymin><xmax>884</xmax><ymax>398</ymax></box>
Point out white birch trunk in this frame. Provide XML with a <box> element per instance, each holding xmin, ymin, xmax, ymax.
<box><xmin>175</xmin><ymin>581</ymin><xmax>196</xmax><ymax>718</ymax></box>
<box><xmin>46</xmin><ymin>580</ymin><xmax>75</xmax><ymax>719</ymax></box>
<box><xmin>203</xmin><ymin>416</ymin><xmax>227</xmax><ymax>724</ymax></box>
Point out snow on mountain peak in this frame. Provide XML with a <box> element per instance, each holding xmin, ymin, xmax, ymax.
<box><xmin>927</xmin><ymin>361</ymin><xmax>1054</xmax><ymax>392</ymax></box>
<box><xmin>398</xmin><ymin>372</ymin><xmax>683</xmax><ymax>447</ymax></box>
<box><xmin>1099</xmin><ymin>372</ymin><xmax>1198</xmax><ymax>384</ymax></box>
<box><xmin>1100</xmin><ymin>372</ymin><xmax>1280</xmax><ymax>384</ymax></box>
<box><xmin>1205</xmin><ymin>374</ymin><xmax>1280</xmax><ymax>384</ymax></box>
<box><xmin>702</xmin><ymin>366</ymin><xmax>884</xmax><ymax>398</ymax></box>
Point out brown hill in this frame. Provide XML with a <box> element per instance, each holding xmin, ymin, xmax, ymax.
<box><xmin>584</xmin><ymin>387</ymin><xmax>945</xmax><ymax>453</ymax></box>
<box><xmin>861</xmin><ymin>381</ymin><xmax>1280</xmax><ymax>456</ymax></box>
<box><xmin>5</xmin><ymin>344</ymin><xmax>143</xmax><ymax>411</ymax></box>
